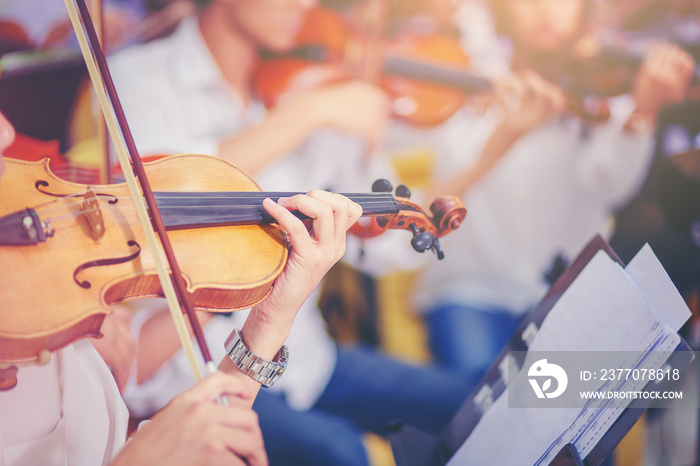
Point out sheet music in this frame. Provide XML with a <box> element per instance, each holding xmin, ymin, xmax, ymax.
<box><xmin>447</xmin><ymin>246</ymin><xmax>691</xmax><ymax>465</ymax></box>
<box><xmin>625</xmin><ymin>244</ymin><xmax>692</xmax><ymax>331</ymax></box>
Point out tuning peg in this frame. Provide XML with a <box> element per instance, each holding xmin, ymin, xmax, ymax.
<box><xmin>372</xmin><ymin>179</ymin><xmax>393</xmax><ymax>193</ymax></box>
<box><xmin>408</xmin><ymin>222</ymin><xmax>446</xmax><ymax>259</ymax></box>
<box><xmin>411</xmin><ymin>231</ymin><xmax>434</xmax><ymax>253</ymax></box>
<box><xmin>432</xmin><ymin>238</ymin><xmax>445</xmax><ymax>260</ymax></box>
<box><xmin>395</xmin><ymin>184</ymin><xmax>411</xmax><ymax>199</ymax></box>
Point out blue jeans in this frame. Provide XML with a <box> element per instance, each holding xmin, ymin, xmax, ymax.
<box><xmin>426</xmin><ymin>303</ymin><xmax>522</xmax><ymax>390</ymax></box>
<box><xmin>253</xmin><ymin>345</ymin><xmax>470</xmax><ymax>466</ymax></box>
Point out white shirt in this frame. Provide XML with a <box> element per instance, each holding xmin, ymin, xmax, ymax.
<box><xmin>123</xmin><ymin>295</ymin><xmax>333</xmax><ymax>414</ymax></box>
<box><xmin>413</xmin><ymin>101</ymin><xmax>655</xmax><ymax>316</ymax></box>
<box><xmin>0</xmin><ymin>341</ymin><xmax>128</xmax><ymax>466</ymax></box>
<box><xmin>110</xmin><ymin>17</ymin><xmax>414</xmax><ymax>412</ymax></box>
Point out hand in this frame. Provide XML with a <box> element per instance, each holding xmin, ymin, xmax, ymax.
<box><xmin>112</xmin><ymin>371</ymin><xmax>266</xmax><ymax>466</ymax></box>
<box><xmin>492</xmin><ymin>70</ymin><xmax>568</xmax><ymax>138</ymax></box>
<box><xmin>90</xmin><ymin>304</ymin><xmax>135</xmax><ymax>392</ymax></box>
<box><xmin>241</xmin><ymin>191</ymin><xmax>362</xmax><ymax>358</ymax></box>
<box><xmin>633</xmin><ymin>43</ymin><xmax>695</xmax><ymax>116</ymax></box>
<box><xmin>293</xmin><ymin>81</ymin><xmax>390</xmax><ymax>153</ymax></box>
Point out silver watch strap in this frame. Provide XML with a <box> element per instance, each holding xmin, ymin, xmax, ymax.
<box><xmin>225</xmin><ymin>329</ymin><xmax>288</xmax><ymax>388</ymax></box>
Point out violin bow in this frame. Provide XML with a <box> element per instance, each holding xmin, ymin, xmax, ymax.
<box><xmin>64</xmin><ymin>0</ymin><xmax>214</xmax><ymax>382</ymax></box>
<box><xmin>91</xmin><ymin>0</ymin><xmax>111</xmax><ymax>184</ymax></box>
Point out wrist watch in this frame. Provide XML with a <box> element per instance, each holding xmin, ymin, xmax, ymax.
<box><xmin>224</xmin><ymin>328</ymin><xmax>288</xmax><ymax>388</ymax></box>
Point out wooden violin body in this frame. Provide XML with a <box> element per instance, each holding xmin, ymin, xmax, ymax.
<box><xmin>0</xmin><ymin>154</ymin><xmax>466</xmax><ymax>364</ymax></box>
<box><xmin>0</xmin><ymin>155</ymin><xmax>287</xmax><ymax>363</ymax></box>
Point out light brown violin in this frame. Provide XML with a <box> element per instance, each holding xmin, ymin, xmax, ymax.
<box><xmin>0</xmin><ymin>154</ymin><xmax>466</xmax><ymax>365</ymax></box>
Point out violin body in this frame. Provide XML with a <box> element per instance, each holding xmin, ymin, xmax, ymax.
<box><xmin>255</xmin><ymin>7</ymin><xmax>477</xmax><ymax>127</ymax></box>
<box><xmin>382</xmin><ymin>33</ymin><xmax>471</xmax><ymax>126</ymax></box>
<box><xmin>0</xmin><ymin>155</ymin><xmax>287</xmax><ymax>363</ymax></box>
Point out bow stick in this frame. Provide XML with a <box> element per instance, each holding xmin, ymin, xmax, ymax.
<box><xmin>91</xmin><ymin>0</ymin><xmax>111</xmax><ymax>184</ymax></box>
<box><xmin>64</xmin><ymin>0</ymin><xmax>215</xmax><ymax>381</ymax></box>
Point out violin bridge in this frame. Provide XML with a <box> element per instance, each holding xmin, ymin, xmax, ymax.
<box><xmin>79</xmin><ymin>188</ymin><xmax>106</xmax><ymax>243</ymax></box>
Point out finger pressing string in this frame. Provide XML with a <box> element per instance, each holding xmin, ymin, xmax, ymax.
<box><xmin>262</xmin><ymin>197</ymin><xmax>315</xmax><ymax>255</ymax></box>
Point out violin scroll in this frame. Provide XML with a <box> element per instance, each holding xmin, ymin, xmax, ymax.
<box><xmin>350</xmin><ymin>178</ymin><xmax>467</xmax><ymax>259</ymax></box>
<box><xmin>429</xmin><ymin>195</ymin><xmax>467</xmax><ymax>236</ymax></box>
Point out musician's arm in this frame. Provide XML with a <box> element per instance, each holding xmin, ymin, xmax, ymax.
<box><xmin>218</xmin><ymin>192</ymin><xmax>361</xmax><ymax>407</ymax></box>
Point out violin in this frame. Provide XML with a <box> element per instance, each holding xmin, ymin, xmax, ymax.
<box><xmin>528</xmin><ymin>36</ymin><xmax>700</xmax><ymax>115</ymax></box>
<box><xmin>0</xmin><ymin>154</ymin><xmax>466</xmax><ymax>364</ymax></box>
<box><xmin>254</xmin><ymin>7</ymin><xmax>633</xmax><ymax>126</ymax></box>
<box><xmin>255</xmin><ymin>7</ymin><xmax>490</xmax><ymax>127</ymax></box>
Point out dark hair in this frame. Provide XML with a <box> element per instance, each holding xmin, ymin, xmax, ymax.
<box><xmin>490</xmin><ymin>0</ymin><xmax>592</xmax><ymax>37</ymax></box>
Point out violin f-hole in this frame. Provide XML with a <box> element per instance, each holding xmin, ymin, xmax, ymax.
<box><xmin>34</xmin><ymin>180</ymin><xmax>119</xmax><ymax>205</ymax></box>
<box><xmin>35</xmin><ymin>180</ymin><xmax>64</xmax><ymax>198</ymax></box>
<box><xmin>73</xmin><ymin>240</ymin><xmax>141</xmax><ymax>289</ymax></box>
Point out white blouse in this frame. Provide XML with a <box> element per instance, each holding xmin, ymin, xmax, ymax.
<box><xmin>0</xmin><ymin>340</ymin><xmax>128</xmax><ymax>466</ymax></box>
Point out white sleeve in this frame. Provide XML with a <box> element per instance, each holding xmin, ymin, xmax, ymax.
<box><xmin>109</xmin><ymin>52</ymin><xmax>221</xmax><ymax>158</ymax></box>
<box><xmin>573</xmin><ymin>95</ymin><xmax>655</xmax><ymax>209</ymax></box>
<box><xmin>122</xmin><ymin>304</ymin><xmax>247</xmax><ymax>418</ymax></box>
<box><xmin>434</xmin><ymin>108</ymin><xmax>500</xmax><ymax>183</ymax></box>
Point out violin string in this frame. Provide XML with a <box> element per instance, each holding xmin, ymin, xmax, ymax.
<box><xmin>28</xmin><ymin>191</ymin><xmax>418</xmax><ymax>237</ymax></box>
<box><xmin>39</xmin><ymin>203</ymin><xmax>405</xmax><ymax>234</ymax></box>
<box><xmin>31</xmin><ymin>192</ymin><xmax>93</xmax><ymax>216</ymax></box>
<box><xmin>39</xmin><ymin>198</ymin><xmax>401</xmax><ymax>224</ymax></box>
<box><xmin>31</xmin><ymin>192</ymin><xmax>396</xmax><ymax>204</ymax></box>
<box><xmin>36</xmin><ymin>199</ymin><xmax>403</xmax><ymax>229</ymax></box>
<box><xmin>42</xmin><ymin>206</ymin><xmax>137</xmax><ymax>225</ymax></box>
<box><xmin>152</xmin><ymin>193</ymin><xmax>398</xmax><ymax>202</ymax></box>
<box><xmin>30</xmin><ymin>187</ymin><xmax>396</xmax><ymax>203</ymax></box>
<box><xmin>65</xmin><ymin>196</ymin><xmax>397</xmax><ymax>210</ymax></box>
<box><xmin>45</xmin><ymin>193</ymin><xmax>398</xmax><ymax>209</ymax></box>
<box><xmin>152</xmin><ymin>191</ymin><xmax>396</xmax><ymax>197</ymax></box>
<box><xmin>27</xmin><ymin>190</ymin><xmax>403</xmax><ymax>228</ymax></box>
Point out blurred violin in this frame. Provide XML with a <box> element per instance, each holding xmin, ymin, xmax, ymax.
<box><xmin>255</xmin><ymin>7</ymin><xmax>491</xmax><ymax>127</ymax></box>
<box><xmin>0</xmin><ymin>154</ymin><xmax>465</xmax><ymax>364</ymax></box>
<box><xmin>528</xmin><ymin>35</ymin><xmax>700</xmax><ymax>116</ymax></box>
<box><xmin>255</xmin><ymin>7</ymin><xmax>652</xmax><ymax>126</ymax></box>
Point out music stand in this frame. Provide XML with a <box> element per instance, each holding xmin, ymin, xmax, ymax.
<box><xmin>389</xmin><ymin>237</ymin><xmax>695</xmax><ymax>465</ymax></box>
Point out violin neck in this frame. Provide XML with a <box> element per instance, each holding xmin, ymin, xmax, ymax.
<box><xmin>598</xmin><ymin>44</ymin><xmax>700</xmax><ymax>83</ymax></box>
<box><xmin>597</xmin><ymin>44</ymin><xmax>644</xmax><ymax>69</ymax></box>
<box><xmin>154</xmin><ymin>191</ymin><xmax>401</xmax><ymax>230</ymax></box>
<box><xmin>383</xmin><ymin>55</ymin><xmax>492</xmax><ymax>93</ymax></box>
<box><xmin>275</xmin><ymin>45</ymin><xmax>493</xmax><ymax>93</ymax></box>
